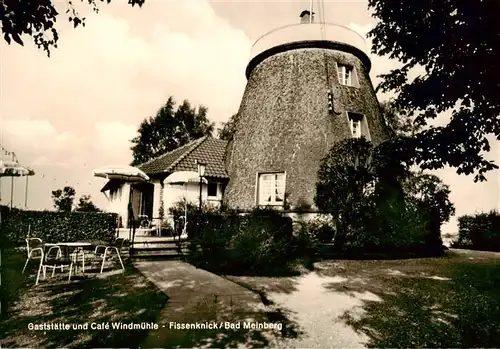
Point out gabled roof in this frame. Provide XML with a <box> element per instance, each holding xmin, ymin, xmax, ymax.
<box><xmin>137</xmin><ymin>136</ymin><xmax>229</xmax><ymax>179</ymax></box>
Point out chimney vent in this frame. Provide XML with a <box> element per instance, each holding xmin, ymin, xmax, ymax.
<box><xmin>299</xmin><ymin>10</ymin><xmax>315</xmax><ymax>24</ymax></box>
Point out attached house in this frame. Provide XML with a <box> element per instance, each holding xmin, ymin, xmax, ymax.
<box><xmin>100</xmin><ymin>136</ymin><xmax>229</xmax><ymax>228</ymax></box>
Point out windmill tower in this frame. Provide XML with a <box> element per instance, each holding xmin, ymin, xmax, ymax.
<box><xmin>224</xmin><ymin>1</ymin><xmax>388</xmax><ymax>212</ymax></box>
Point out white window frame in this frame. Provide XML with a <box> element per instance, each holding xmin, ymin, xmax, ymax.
<box><xmin>350</xmin><ymin>118</ymin><xmax>362</xmax><ymax>138</ymax></box>
<box><xmin>348</xmin><ymin>112</ymin><xmax>363</xmax><ymax>139</ymax></box>
<box><xmin>257</xmin><ymin>172</ymin><xmax>286</xmax><ymax>206</ymax></box>
<box><xmin>337</xmin><ymin>64</ymin><xmax>355</xmax><ymax>86</ymax></box>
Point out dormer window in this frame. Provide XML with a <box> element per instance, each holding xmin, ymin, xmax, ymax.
<box><xmin>337</xmin><ymin>64</ymin><xmax>355</xmax><ymax>86</ymax></box>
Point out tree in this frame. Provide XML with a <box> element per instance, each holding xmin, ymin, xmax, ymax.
<box><xmin>380</xmin><ymin>100</ymin><xmax>421</xmax><ymax>138</ymax></box>
<box><xmin>368</xmin><ymin>0</ymin><xmax>500</xmax><ymax>182</ymax></box>
<box><xmin>1</xmin><ymin>0</ymin><xmax>145</xmax><ymax>56</ymax></box>
<box><xmin>315</xmin><ymin>138</ymin><xmax>454</xmax><ymax>254</ymax></box>
<box><xmin>51</xmin><ymin>186</ymin><xmax>76</xmax><ymax>211</ymax></box>
<box><xmin>217</xmin><ymin>113</ymin><xmax>238</xmax><ymax>141</ymax></box>
<box><xmin>315</xmin><ymin>138</ymin><xmax>377</xmax><ymax>248</ymax></box>
<box><xmin>74</xmin><ymin>194</ymin><xmax>101</xmax><ymax>212</ymax></box>
<box><xmin>402</xmin><ymin>171</ymin><xmax>455</xmax><ymax>252</ymax></box>
<box><xmin>130</xmin><ymin>96</ymin><xmax>215</xmax><ymax>165</ymax></box>
<box><xmin>402</xmin><ymin>172</ymin><xmax>455</xmax><ymax>226</ymax></box>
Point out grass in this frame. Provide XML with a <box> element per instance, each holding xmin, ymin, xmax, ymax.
<box><xmin>1</xmin><ymin>246</ymin><xmax>168</xmax><ymax>348</ymax></box>
<box><xmin>5</xmin><ymin>240</ymin><xmax>498</xmax><ymax>348</ymax></box>
<box><xmin>226</xmin><ymin>249</ymin><xmax>500</xmax><ymax>348</ymax></box>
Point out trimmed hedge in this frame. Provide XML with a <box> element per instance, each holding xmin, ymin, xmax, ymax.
<box><xmin>169</xmin><ymin>203</ymin><xmax>310</xmax><ymax>275</ymax></box>
<box><xmin>452</xmin><ymin>210</ymin><xmax>500</xmax><ymax>251</ymax></box>
<box><xmin>0</xmin><ymin>205</ymin><xmax>118</xmax><ymax>245</ymax></box>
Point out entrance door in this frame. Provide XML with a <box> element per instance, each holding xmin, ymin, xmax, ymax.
<box><xmin>140</xmin><ymin>183</ymin><xmax>154</xmax><ymax>218</ymax></box>
<box><xmin>130</xmin><ymin>185</ymin><xmax>142</xmax><ymax>221</ymax></box>
<box><xmin>129</xmin><ymin>183</ymin><xmax>154</xmax><ymax>225</ymax></box>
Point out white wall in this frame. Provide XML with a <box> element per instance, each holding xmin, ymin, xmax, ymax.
<box><xmin>105</xmin><ymin>183</ymin><xmax>130</xmax><ymax>226</ymax></box>
<box><xmin>162</xmin><ymin>182</ymin><xmax>206</xmax><ymax>210</ymax></box>
<box><xmin>104</xmin><ymin>178</ymin><xmax>224</xmax><ymax>229</ymax></box>
<box><xmin>206</xmin><ymin>182</ymin><xmax>223</xmax><ymax>208</ymax></box>
<box><xmin>152</xmin><ymin>180</ymin><xmax>162</xmax><ymax>219</ymax></box>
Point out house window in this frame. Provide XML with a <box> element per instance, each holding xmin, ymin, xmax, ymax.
<box><xmin>348</xmin><ymin>112</ymin><xmax>364</xmax><ymax>139</ymax></box>
<box><xmin>337</xmin><ymin>64</ymin><xmax>354</xmax><ymax>86</ymax></box>
<box><xmin>207</xmin><ymin>182</ymin><xmax>218</xmax><ymax>197</ymax></box>
<box><xmin>258</xmin><ymin>172</ymin><xmax>285</xmax><ymax>206</ymax></box>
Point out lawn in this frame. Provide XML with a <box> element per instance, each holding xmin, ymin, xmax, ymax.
<box><xmin>226</xmin><ymin>249</ymin><xmax>500</xmax><ymax>348</ymax></box>
<box><xmin>1</xmin><ymin>246</ymin><xmax>168</xmax><ymax>349</ymax></box>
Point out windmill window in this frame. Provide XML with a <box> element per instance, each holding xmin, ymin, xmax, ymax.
<box><xmin>337</xmin><ymin>64</ymin><xmax>357</xmax><ymax>86</ymax></box>
<box><xmin>258</xmin><ymin>172</ymin><xmax>286</xmax><ymax>206</ymax></box>
<box><xmin>348</xmin><ymin>112</ymin><xmax>370</xmax><ymax>140</ymax></box>
<box><xmin>350</xmin><ymin>119</ymin><xmax>361</xmax><ymax>138</ymax></box>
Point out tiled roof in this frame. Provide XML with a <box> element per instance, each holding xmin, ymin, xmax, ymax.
<box><xmin>137</xmin><ymin>136</ymin><xmax>229</xmax><ymax>179</ymax></box>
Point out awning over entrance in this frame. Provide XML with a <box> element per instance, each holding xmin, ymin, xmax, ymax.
<box><xmin>100</xmin><ymin>179</ymin><xmax>124</xmax><ymax>193</ymax></box>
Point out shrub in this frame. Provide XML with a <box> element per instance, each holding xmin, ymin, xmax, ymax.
<box><xmin>453</xmin><ymin>210</ymin><xmax>500</xmax><ymax>251</ymax></box>
<box><xmin>290</xmin><ymin>220</ymin><xmax>322</xmax><ymax>267</ymax></box>
<box><xmin>171</xmin><ymin>203</ymin><xmax>307</xmax><ymax>275</ymax></box>
<box><xmin>0</xmin><ymin>205</ymin><xmax>118</xmax><ymax>245</ymax></box>
<box><xmin>295</xmin><ymin>217</ymin><xmax>336</xmax><ymax>243</ymax></box>
<box><xmin>169</xmin><ymin>201</ymin><xmax>240</xmax><ymax>271</ymax></box>
<box><xmin>229</xmin><ymin>209</ymin><xmax>294</xmax><ymax>274</ymax></box>
<box><xmin>347</xmin><ymin>197</ymin><xmax>433</xmax><ymax>255</ymax></box>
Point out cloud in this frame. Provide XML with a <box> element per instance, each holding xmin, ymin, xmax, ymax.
<box><xmin>1</xmin><ymin>0</ymin><xmax>252</xmax><ymax>211</ymax></box>
<box><xmin>94</xmin><ymin>122</ymin><xmax>137</xmax><ymax>151</ymax></box>
<box><xmin>30</xmin><ymin>156</ymin><xmax>70</xmax><ymax>168</ymax></box>
<box><xmin>2</xmin><ymin>119</ymin><xmax>80</xmax><ymax>152</ymax></box>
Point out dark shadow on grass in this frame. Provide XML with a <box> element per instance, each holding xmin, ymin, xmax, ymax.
<box><xmin>326</xmin><ymin>251</ymin><xmax>500</xmax><ymax>348</ymax></box>
<box><xmin>1</xmin><ymin>258</ymin><xmax>168</xmax><ymax>349</ymax></box>
<box><xmin>134</xmin><ymin>260</ymin><xmax>304</xmax><ymax>348</ymax></box>
<box><xmin>224</xmin><ymin>277</ymin><xmax>304</xmax><ymax>340</ymax></box>
<box><xmin>158</xmin><ymin>293</ymin><xmax>304</xmax><ymax>349</ymax></box>
<box><xmin>0</xmin><ymin>246</ymin><xmax>31</xmax><ymax>319</ymax></box>
<box><xmin>188</xmin><ymin>258</ymin><xmax>306</xmax><ymax>277</ymax></box>
<box><xmin>318</xmin><ymin>243</ymin><xmax>446</xmax><ymax>261</ymax></box>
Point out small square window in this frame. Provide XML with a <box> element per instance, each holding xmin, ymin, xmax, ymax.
<box><xmin>337</xmin><ymin>64</ymin><xmax>354</xmax><ymax>86</ymax></box>
<box><xmin>207</xmin><ymin>182</ymin><xmax>218</xmax><ymax>197</ymax></box>
<box><xmin>258</xmin><ymin>172</ymin><xmax>286</xmax><ymax>206</ymax></box>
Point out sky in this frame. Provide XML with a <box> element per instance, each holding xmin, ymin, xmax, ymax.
<box><xmin>0</xmin><ymin>0</ymin><xmax>498</xmax><ymax>235</ymax></box>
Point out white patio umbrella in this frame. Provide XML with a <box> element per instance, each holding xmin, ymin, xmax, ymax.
<box><xmin>164</xmin><ymin>171</ymin><xmax>207</xmax><ymax>240</ymax></box>
<box><xmin>0</xmin><ymin>159</ymin><xmax>35</xmax><ymax>209</ymax></box>
<box><xmin>92</xmin><ymin>165</ymin><xmax>150</xmax><ymax>182</ymax></box>
<box><xmin>164</xmin><ymin>171</ymin><xmax>208</xmax><ymax>185</ymax></box>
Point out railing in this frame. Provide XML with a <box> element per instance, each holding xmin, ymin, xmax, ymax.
<box><xmin>250</xmin><ymin>22</ymin><xmax>368</xmax><ymax>62</ymax></box>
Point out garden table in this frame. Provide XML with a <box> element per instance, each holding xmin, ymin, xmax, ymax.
<box><xmin>56</xmin><ymin>242</ymin><xmax>92</xmax><ymax>274</ymax></box>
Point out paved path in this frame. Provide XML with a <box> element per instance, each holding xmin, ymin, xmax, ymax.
<box><xmin>133</xmin><ymin>260</ymin><xmax>280</xmax><ymax>348</ymax></box>
<box><xmin>264</xmin><ymin>272</ymin><xmax>376</xmax><ymax>348</ymax></box>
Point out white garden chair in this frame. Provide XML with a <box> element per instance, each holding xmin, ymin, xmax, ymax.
<box><xmin>22</xmin><ymin>238</ymin><xmax>58</xmax><ymax>274</ymax></box>
<box><xmin>93</xmin><ymin>238</ymin><xmax>126</xmax><ymax>273</ymax></box>
<box><xmin>35</xmin><ymin>246</ymin><xmax>73</xmax><ymax>285</ymax></box>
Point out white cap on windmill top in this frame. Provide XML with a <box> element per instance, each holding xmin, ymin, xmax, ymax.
<box><xmin>249</xmin><ymin>9</ymin><xmax>369</xmax><ymax>64</ymax></box>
